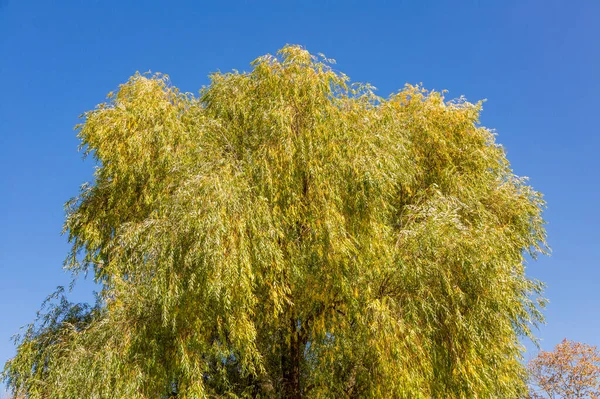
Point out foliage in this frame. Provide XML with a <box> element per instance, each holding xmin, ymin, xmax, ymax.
<box><xmin>3</xmin><ymin>45</ymin><xmax>548</xmax><ymax>398</ymax></box>
<box><xmin>528</xmin><ymin>339</ymin><xmax>600</xmax><ymax>399</ymax></box>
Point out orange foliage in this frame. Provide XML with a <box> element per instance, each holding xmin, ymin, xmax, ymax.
<box><xmin>528</xmin><ymin>339</ymin><xmax>600</xmax><ymax>399</ymax></box>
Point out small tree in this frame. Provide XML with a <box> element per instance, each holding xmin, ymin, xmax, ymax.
<box><xmin>528</xmin><ymin>339</ymin><xmax>600</xmax><ymax>399</ymax></box>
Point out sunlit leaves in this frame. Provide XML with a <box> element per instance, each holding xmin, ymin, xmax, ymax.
<box><xmin>528</xmin><ymin>339</ymin><xmax>600</xmax><ymax>399</ymax></box>
<box><xmin>3</xmin><ymin>45</ymin><xmax>547</xmax><ymax>398</ymax></box>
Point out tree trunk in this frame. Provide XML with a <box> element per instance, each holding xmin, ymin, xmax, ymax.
<box><xmin>282</xmin><ymin>316</ymin><xmax>302</xmax><ymax>398</ymax></box>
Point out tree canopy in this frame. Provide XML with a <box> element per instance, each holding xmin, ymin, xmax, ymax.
<box><xmin>528</xmin><ymin>339</ymin><xmax>600</xmax><ymax>399</ymax></box>
<box><xmin>3</xmin><ymin>45</ymin><xmax>548</xmax><ymax>398</ymax></box>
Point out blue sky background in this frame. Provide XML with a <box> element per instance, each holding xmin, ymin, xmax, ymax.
<box><xmin>1</xmin><ymin>0</ymin><xmax>599</xmax><ymax>385</ymax></box>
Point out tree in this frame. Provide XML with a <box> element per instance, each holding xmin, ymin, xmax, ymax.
<box><xmin>528</xmin><ymin>339</ymin><xmax>600</xmax><ymax>399</ymax></box>
<box><xmin>3</xmin><ymin>45</ymin><xmax>548</xmax><ymax>398</ymax></box>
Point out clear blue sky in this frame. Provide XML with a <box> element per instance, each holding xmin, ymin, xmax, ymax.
<box><xmin>1</xmin><ymin>0</ymin><xmax>599</xmax><ymax>377</ymax></box>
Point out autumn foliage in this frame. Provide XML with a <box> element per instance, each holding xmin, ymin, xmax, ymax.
<box><xmin>528</xmin><ymin>339</ymin><xmax>600</xmax><ymax>399</ymax></box>
<box><xmin>3</xmin><ymin>45</ymin><xmax>548</xmax><ymax>398</ymax></box>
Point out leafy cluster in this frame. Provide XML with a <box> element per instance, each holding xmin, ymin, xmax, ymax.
<box><xmin>3</xmin><ymin>45</ymin><xmax>547</xmax><ymax>398</ymax></box>
<box><xmin>528</xmin><ymin>339</ymin><xmax>600</xmax><ymax>399</ymax></box>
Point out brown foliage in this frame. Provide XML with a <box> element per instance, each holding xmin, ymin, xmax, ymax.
<box><xmin>528</xmin><ymin>339</ymin><xmax>600</xmax><ymax>399</ymax></box>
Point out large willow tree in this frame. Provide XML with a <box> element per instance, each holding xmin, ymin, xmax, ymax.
<box><xmin>3</xmin><ymin>46</ymin><xmax>547</xmax><ymax>398</ymax></box>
